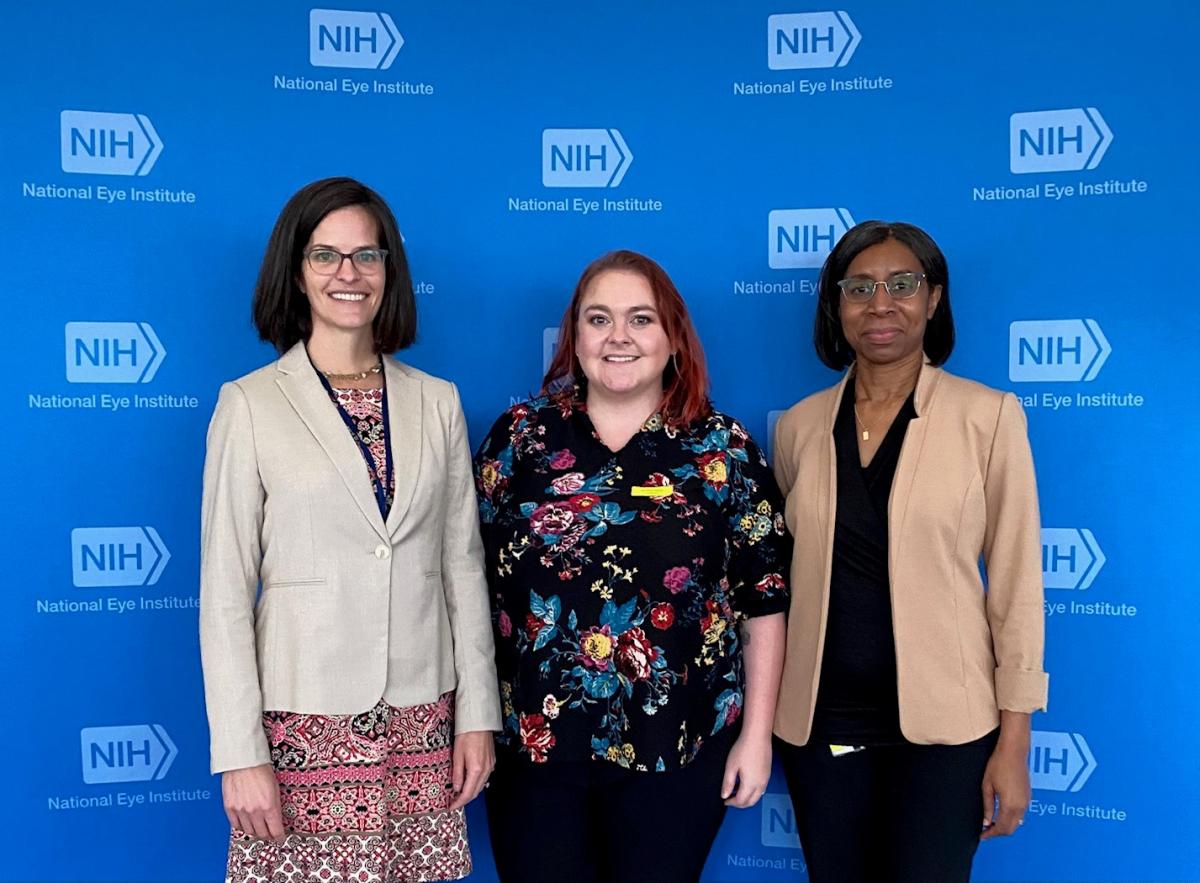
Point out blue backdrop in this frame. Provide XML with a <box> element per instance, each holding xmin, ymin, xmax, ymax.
<box><xmin>4</xmin><ymin>1</ymin><xmax>1197</xmax><ymax>880</ymax></box>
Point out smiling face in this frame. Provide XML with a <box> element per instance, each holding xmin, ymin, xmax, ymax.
<box><xmin>297</xmin><ymin>205</ymin><xmax>385</xmax><ymax>343</ymax></box>
<box><xmin>838</xmin><ymin>237</ymin><xmax>942</xmax><ymax>368</ymax></box>
<box><xmin>575</xmin><ymin>269</ymin><xmax>672</xmax><ymax>401</ymax></box>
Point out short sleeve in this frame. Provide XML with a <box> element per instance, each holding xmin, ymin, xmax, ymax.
<box><xmin>723</xmin><ymin>418</ymin><xmax>792</xmax><ymax>619</ymax></box>
<box><xmin>473</xmin><ymin>407</ymin><xmax>520</xmax><ymax>526</ymax></box>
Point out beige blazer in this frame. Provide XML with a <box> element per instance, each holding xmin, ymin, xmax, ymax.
<box><xmin>199</xmin><ymin>343</ymin><xmax>500</xmax><ymax>774</ymax></box>
<box><xmin>772</xmin><ymin>364</ymin><xmax>1048</xmax><ymax>747</ymax></box>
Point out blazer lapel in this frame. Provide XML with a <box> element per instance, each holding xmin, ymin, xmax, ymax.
<box><xmin>824</xmin><ymin>370</ymin><xmax>852</xmax><ymax>545</ymax></box>
<box><xmin>383</xmin><ymin>358</ymin><xmax>423</xmax><ymax>536</ymax></box>
<box><xmin>887</xmin><ymin>362</ymin><xmax>942</xmax><ymax>573</ymax></box>
<box><xmin>274</xmin><ymin>343</ymin><xmax>390</xmax><ymax>543</ymax></box>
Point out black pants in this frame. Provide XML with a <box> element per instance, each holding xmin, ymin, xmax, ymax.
<box><xmin>776</xmin><ymin>730</ymin><xmax>999</xmax><ymax>883</ymax></box>
<box><xmin>485</xmin><ymin>745</ymin><xmax>729</xmax><ymax>883</ymax></box>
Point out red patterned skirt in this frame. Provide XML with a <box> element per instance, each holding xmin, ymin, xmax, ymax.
<box><xmin>226</xmin><ymin>693</ymin><xmax>471</xmax><ymax>883</ymax></box>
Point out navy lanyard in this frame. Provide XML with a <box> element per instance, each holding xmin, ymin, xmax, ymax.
<box><xmin>316</xmin><ymin>369</ymin><xmax>394</xmax><ymax>519</ymax></box>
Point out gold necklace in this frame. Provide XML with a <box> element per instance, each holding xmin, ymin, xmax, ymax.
<box><xmin>854</xmin><ymin>394</ymin><xmax>912</xmax><ymax>441</ymax></box>
<box><xmin>319</xmin><ymin>362</ymin><xmax>383</xmax><ymax>382</ymax></box>
<box><xmin>852</xmin><ymin>402</ymin><xmax>875</xmax><ymax>442</ymax></box>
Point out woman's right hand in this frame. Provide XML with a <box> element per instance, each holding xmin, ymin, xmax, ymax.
<box><xmin>222</xmin><ymin>763</ymin><xmax>285</xmax><ymax>842</ymax></box>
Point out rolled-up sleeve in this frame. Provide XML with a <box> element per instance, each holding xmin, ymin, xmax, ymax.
<box><xmin>440</xmin><ymin>384</ymin><xmax>502</xmax><ymax>734</ymax></box>
<box><xmin>199</xmin><ymin>382</ymin><xmax>271</xmax><ymax>774</ymax></box>
<box><xmin>982</xmin><ymin>393</ymin><xmax>1049</xmax><ymax>713</ymax></box>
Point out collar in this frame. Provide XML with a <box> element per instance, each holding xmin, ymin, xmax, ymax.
<box><xmin>828</xmin><ymin>355</ymin><xmax>942</xmax><ymax>427</ymax></box>
<box><xmin>275</xmin><ymin>340</ymin><xmax>312</xmax><ymax>375</ymax></box>
<box><xmin>560</xmin><ymin>382</ymin><xmax>667</xmax><ymax>434</ymax></box>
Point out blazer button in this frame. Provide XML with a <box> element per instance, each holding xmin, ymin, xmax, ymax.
<box><xmin>374</xmin><ymin>544</ymin><xmax>391</xmax><ymax>560</ymax></box>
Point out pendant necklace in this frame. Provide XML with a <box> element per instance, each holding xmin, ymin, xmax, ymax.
<box><xmin>852</xmin><ymin>402</ymin><xmax>873</xmax><ymax>442</ymax></box>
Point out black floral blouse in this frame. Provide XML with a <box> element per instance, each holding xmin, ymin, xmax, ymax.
<box><xmin>473</xmin><ymin>391</ymin><xmax>791</xmax><ymax>772</ymax></box>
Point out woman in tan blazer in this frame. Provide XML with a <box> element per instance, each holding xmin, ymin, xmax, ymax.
<box><xmin>199</xmin><ymin>177</ymin><xmax>500</xmax><ymax>883</ymax></box>
<box><xmin>772</xmin><ymin>221</ymin><xmax>1047</xmax><ymax>883</ymax></box>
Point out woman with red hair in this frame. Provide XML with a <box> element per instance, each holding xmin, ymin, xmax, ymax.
<box><xmin>473</xmin><ymin>250</ymin><xmax>790</xmax><ymax>882</ymax></box>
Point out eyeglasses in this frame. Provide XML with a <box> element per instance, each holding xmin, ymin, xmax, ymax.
<box><xmin>303</xmin><ymin>247</ymin><xmax>388</xmax><ymax>276</ymax></box>
<box><xmin>837</xmin><ymin>272</ymin><xmax>925</xmax><ymax>303</ymax></box>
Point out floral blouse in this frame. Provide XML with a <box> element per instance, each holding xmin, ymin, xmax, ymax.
<box><xmin>473</xmin><ymin>392</ymin><xmax>791</xmax><ymax>772</ymax></box>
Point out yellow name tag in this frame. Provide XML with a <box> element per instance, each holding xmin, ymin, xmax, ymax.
<box><xmin>631</xmin><ymin>485</ymin><xmax>674</xmax><ymax>498</ymax></box>
<box><xmin>829</xmin><ymin>744</ymin><xmax>866</xmax><ymax>757</ymax></box>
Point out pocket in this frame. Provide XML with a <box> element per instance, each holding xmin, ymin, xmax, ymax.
<box><xmin>265</xmin><ymin>576</ymin><xmax>327</xmax><ymax>589</ymax></box>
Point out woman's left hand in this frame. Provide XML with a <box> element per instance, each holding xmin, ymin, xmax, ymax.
<box><xmin>980</xmin><ymin>737</ymin><xmax>1031</xmax><ymax>839</ymax></box>
<box><xmin>721</xmin><ymin>732</ymin><xmax>773</xmax><ymax>809</ymax></box>
<box><xmin>448</xmin><ymin>730</ymin><xmax>496</xmax><ymax>810</ymax></box>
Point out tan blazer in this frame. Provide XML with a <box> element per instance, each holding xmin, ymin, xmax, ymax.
<box><xmin>772</xmin><ymin>364</ymin><xmax>1048</xmax><ymax>747</ymax></box>
<box><xmin>199</xmin><ymin>343</ymin><xmax>500</xmax><ymax>774</ymax></box>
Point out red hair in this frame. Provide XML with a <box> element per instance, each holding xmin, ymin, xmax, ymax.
<box><xmin>541</xmin><ymin>250</ymin><xmax>711</xmax><ymax>428</ymax></box>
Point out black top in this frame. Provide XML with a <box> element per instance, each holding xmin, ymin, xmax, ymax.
<box><xmin>810</xmin><ymin>383</ymin><xmax>917</xmax><ymax>745</ymax></box>
<box><xmin>473</xmin><ymin>391</ymin><xmax>791</xmax><ymax>771</ymax></box>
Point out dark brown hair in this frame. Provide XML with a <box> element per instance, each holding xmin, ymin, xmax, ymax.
<box><xmin>252</xmin><ymin>177</ymin><xmax>415</xmax><ymax>353</ymax></box>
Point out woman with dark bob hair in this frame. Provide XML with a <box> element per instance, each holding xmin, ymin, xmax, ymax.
<box><xmin>473</xmin><ymin>250</ymin><xmax>791</xmax><ymax>882</ymax></box>
<box><xmin>771</xmin><ymin>221</ymin><xmax>1048</xmax><ymax>882</ymax></box>
<box><xmin>199</xmin><ymin>177</ymin><xmax>500</xmax><ymax>883</ymax></box>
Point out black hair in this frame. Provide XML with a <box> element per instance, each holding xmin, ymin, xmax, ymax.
<box><xmin>252</xmin><ymin>176</ymin><xmax>415</xmax><ymax>353</ymax></box>
<box><xmin>813</xmin><ymin>220</ymin><xmax>955</xmax><ymax>369</ymax></box>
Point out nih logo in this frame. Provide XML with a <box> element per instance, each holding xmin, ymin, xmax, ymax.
<box><xmin>766</xmin><ymin>409</ymin><xmax>785</xmax><ymax>466</ymax></box>
<box><xmin>1042</xmin><ymin>528</ymin><xmax>1106</xmax><ymax>590</ymax></box>
<box><xmin>72</xmin><ymin>527</ymin><xmax>171</xmax><ymax>588</ymax></box>
<box><xmin>1010</xmin><ymin>108</ymin><xmax>1113</xmax><ymax>175</ymax></box>
<box><xmin>65</xmin><ymin>322</ymin><xmax>166</xmax><ymax>384</ymax></box>
<box><xmin>1030</xmin><ymin>731</ymin><xmax>1097</xmax><ymax>793</ymax></box>
<box><xmin>760</xmin><ymin>792</ymin><xmax>801</xmax><ymax>848</ymax></box>
<box><xmin>1008</xmin><ymin>319</ymin><xmax>1110</xmax><ymax>383</ymax></box>
<box><xmin>310</xmin><ymin>9</ymin><xmax>402</xmax><ymax>69</ymax></box>
<box><xmin>768</xmin><ymin>11</ymin><xmax>861</xmax><ymax>70</ymax></box>
<box><xmin>60</xmin><ymin>111</ymin><xmax>163</xmax><ymax>177</ymax></box>
<box><xmin>769</xmin><ymin>208</ymin><xmax>855</xmax><ymax>269</ymax></box>
<box><xmin>81</xmin><ymin>724</ymin><xmax>177</xmax><ymax>784</ymax></box>
<box><xmin>542</xmin><ymin>129</ymin><xmax>633</xmax><ymax>188</ymax></box>
<box><xmin>543</xmin><ymin>327</ymin><xmax>560</xmax><ymax>376</ymax></box>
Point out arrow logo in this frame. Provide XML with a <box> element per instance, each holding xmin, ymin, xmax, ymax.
<box><xmin>1030</xmin><ymin>731</ymin><xmax>1097</xmax><ymax>793</ymax></box>
<box><xmin>80</xmin><ymin>724</ymin><xmax>178</xmax><ymax>784</ymax></box>
<box><xmin>760</xmin><ymin>793</ymin><xmax>802</xmax><ymax>849</ymax></box>
<box><xmin>543</xmin><ymin>327</ymin><xmax>560</xmax><ymax>376</ymax></box>
<box><xmin>542</xmin><ymin>129</ymin><xmax>633</xmax><ymax>188</ymax></box>
<box><xmin>768</xmin><ymin>208</ymin><xmax>856</xmax><ymax>269</ymax></box>
<box><xmin>767</xmin><ymin>11</ymin><xmax>861</xmax><ymax>70</ymax></box>
<box><xmin>310</xmin><ymin>9</ymin><xmax>403</xmax><ymax>70</ymax></box>
<box><xmin>766</xmin><ymin>410</ymin><xmax>786</xmax><ymax>466</ymax></box>
<box><xmin>1010</xmin><ymin>108</ymin><xmax>1113</xmax><ymax>174</ymax></box>
<box><xmin>1042</xmin><ymin>528</ymin><xmax>1106</xmax><ymax>590</ymax></box>
<box><xmin>65</xmin><ymin>322</ymin><xmax>167</xmax><ymax>384</ymax></box>
<box><xmin>71</xmin><ymin>526</ymin><xmax>171</xmax><ymax>588</ymax></box>
<box><xmin>1008</xmin><ymin>319</ymin><xmax>1111</xmax><ymax>383</ymax></box>
<box><xmin>60</xmin><ymin>111</ymin><xmax>163</xmax><ymax>177</ymax></box>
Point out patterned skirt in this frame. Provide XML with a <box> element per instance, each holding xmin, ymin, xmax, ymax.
<box><xmin>226</xmin><ymin>693</ymin><xmax>471</xmax><ymax>883</ymax></box>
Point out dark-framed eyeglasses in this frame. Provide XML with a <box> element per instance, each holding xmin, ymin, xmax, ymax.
<box><xmin>303</xmin><ymin>247</ymin><xmax>388</xmax><ymax>276</ymax></box>
<box><xmin>836</xmin><ymin>272</ymin><xmax>925</xmax><ymax>303</ymax></box>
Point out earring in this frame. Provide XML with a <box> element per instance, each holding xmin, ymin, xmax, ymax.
<box><xmin>671</xmin><ymin>352</ymin><xmax>680</xmax><ymax>374</ymax></box>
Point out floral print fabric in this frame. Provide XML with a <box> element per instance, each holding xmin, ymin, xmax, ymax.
<box><xmin>225</xmin><ymin>694</ymin><xmax>470</xmax><ymax>883</ymax></box>
<box><xmin>329</xmin><ymin>385</ymin><xmax>394</xmax><ymax>516</ymax></box>
<box><xmin>474</xmin><ymin>392</ymin><xmax>790</xmax><ymax>772</ymax></box>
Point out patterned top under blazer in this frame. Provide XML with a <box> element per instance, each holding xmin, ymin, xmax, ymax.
<box><xmin>199</xmin><ymin>342</ymin><xmax>501</xmax><ymax>773</ymax></box>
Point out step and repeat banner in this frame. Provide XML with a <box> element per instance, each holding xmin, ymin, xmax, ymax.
<box><xmin>3</xmin><ymin>1</ymin><xmax>1196</xmax><ymax>881</ymax></box>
